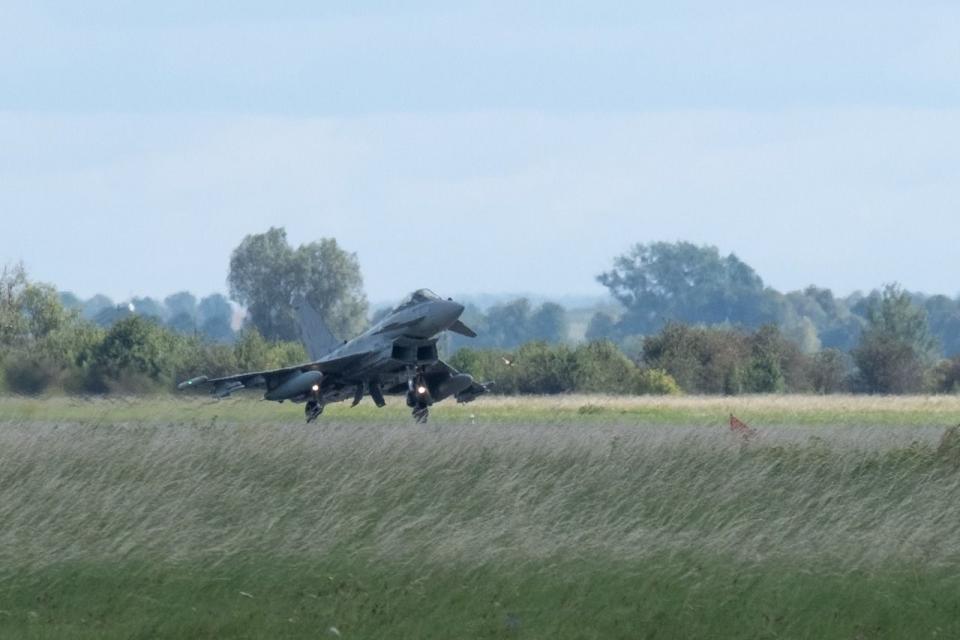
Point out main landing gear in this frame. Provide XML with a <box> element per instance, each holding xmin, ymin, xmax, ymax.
<box><xmin>305</xmin><ymin>399</ymin><xmax>323</xmax><ymax>423</ymax></box>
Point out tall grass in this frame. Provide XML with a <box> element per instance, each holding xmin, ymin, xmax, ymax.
<box><xmin>1</xmin><ymin>399</ymin><xmax>960</xmax><ymax>637</ymax></box>
<box><xmin>2</xmin><ymin>392</ymin><xmax>960</xmax><ymax>425</ymax></box>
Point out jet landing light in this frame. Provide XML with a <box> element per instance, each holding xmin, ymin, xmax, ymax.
<box><xmin>177</xmin><ymin>375</ymin><xmax>209</xmax><ymax>390</ymax></box>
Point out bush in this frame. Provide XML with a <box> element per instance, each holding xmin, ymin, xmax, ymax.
<box><xmin>233</xmin><ymin>328</ymin><xmax>306</xmax><ymax>373</ymax></box>
<box><xmin>743</xmin><ymin>325</ymin><xmax>788</xmax><ymax>393</ymax></box>
<box><xmin>448</xmin><ymin>348</ymin><xmax>483</xmax><ymax>380</ymax></box>
<box><xmin>85</xmin><ymin>315</ymin><xmax>179</xmax><ymax>392</ymax></box>
<box><xmin>632</xmin><ymin>368</ymin><xmax>681</xmax><ymax>395</ymax></box>
<box><xmin>851</xmin><ymin>284</ymin><xmax>936</xmax><ymax>394</ymax></box>
<box><xmin>641</xmin><ymin>323</ymin><xmax>823</xmax><ymax>395</ymax></box>
<box><xmin>513</xmin><ymin>342</ymin><xmax>575</xmax><ymax>394</ymax></box>
<box><xmin>572</xmin><ymin>341</ymin><xmax>636</xmax><ymax>394</ymax></box>
<box><xmin>931</xmin><ymin>357</ymin><xmax>960</xmax><ymax>394</ymax></box>
<box><xmin>743</xmin><ymin>324</ymin><xmax>814</xmax><ymax>393</ymax></box>
<box><xmin>171</xmin><ymin>337</ymin><xmax>239</xmax><ymax>387</ymax></box>
<box><xmin>448</xmin><ymin>341</ymin><xmax>681</xmax><ymax>396</ymax></box>
<box><xmin>2</xmin><ymin>351</ymin><xmax>58</xmax><ymax>395</ymax></box>
<box><xmin>449</xmin><ymin>348</ymin><xmax>519</xmax><ymax>393</ymax></box>
<box><xmin>810</xmin><ymin>349</ymin><xmax>852</xmax><ymax>394</ymax></box>
<box><xmin>852</xmin><ymin>333</ymin><xmax>926</xmax><ymax>394</ymax></box>
<box><xmin>642</xmin><ymin>323</ymin><xmax>749</xmax><ymax>394</ymax></box>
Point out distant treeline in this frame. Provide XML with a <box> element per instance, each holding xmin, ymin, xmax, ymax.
<box><xmin>589</xmin><ymin>241</ymin><xmax>960</xmax><ymax>359</ymax></box>
<box><xmin>2</xmin><ymin>233</ymin><xmax>959</xmax><ymax>397</ymax></box>
<box><xmin>0</xmin><ymin>263</ymin><xmax>306</xmax><ymax>394</ymax></box>
<box><xmin>451</xmin><ymin>319</ymin><xmax>958</xmax><ymax>397</ymax></box>
<box><xmin>58</xmin><ymin>290</ymin><xmax>236</xmax><ymax>343</ymax></box>
<box><xmin>444</xmin><ymin>242</ymin><xmax>960</xmax><ymax>360</ymax></box>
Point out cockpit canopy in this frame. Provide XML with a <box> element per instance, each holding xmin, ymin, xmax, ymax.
<box><xmin>394</xmin><ymin>289</ymin><xmax>441</xmax><ymax>312</ymax></box>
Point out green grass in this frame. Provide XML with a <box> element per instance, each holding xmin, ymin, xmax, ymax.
<box><xmin>2</xmin><ymin>393</ymin><xmax>959</xmax><ymax>426</ymax></box>
<box><xmin>1</xmin><ymin>395</ymin><xmax>960</xmax><ymax>638</ymax></box>
<box><xmin>6</xmin><ymin>556</ymin><xmax>960</xmax><ymax>639</ymax></box>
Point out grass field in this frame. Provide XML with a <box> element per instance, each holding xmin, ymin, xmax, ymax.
<box><xmin>1</xmin><ymin>394</ymin><xmax>960</xmax><ymax>638</ymax></box>
<box><xmin>4</xmin><ymin>392</ymin><xmax>960</xmax><ymax>426</ymax></box>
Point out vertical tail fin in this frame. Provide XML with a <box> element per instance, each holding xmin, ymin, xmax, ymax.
<box><xmin>293</xmin><ymin>297</ymin><xmax>339</xmax><ymax>360</ymax></box>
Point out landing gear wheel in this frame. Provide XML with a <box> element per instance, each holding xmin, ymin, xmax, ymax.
<box><xmin>412</xmin><ymin>404</ymin><xmax>429</xmax><ymax>424</ymax></box>
<box><xmin>305</xmin><ymin>400</ymin><xmax>323</xmax><ymax>424</ymax></box>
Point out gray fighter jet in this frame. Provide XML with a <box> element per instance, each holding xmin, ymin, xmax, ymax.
<box><xmin>177</xmin><ymin>289</ymin><xmax>488</xmax><ymax>423</ymax></box>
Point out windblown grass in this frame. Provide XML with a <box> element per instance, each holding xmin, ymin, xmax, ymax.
<box><xmin>2</xmin><ymin>392</ymin><xmax>959</xmax><ymax>426</ymax></box>
<box><xmin>1</xmin><ymin>396</ymin><xmax>959</xmax><ymax>638</ymax></box>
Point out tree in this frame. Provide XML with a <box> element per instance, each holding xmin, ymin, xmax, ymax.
<box><xmin>20</xmin><ymin>282</ymin><xmax>70</xmax><ymax>341</ymax></box>
<box><xmin>166</xmin><ymin>291</ymin><xmax>199</xmax><ymax>333</ymax></box>
<box><xmin>0</xmin><ymin>264</ymin><xmax>73</xmax><ymax>348</ymax></box>
<box><xmin>512</xmin><ymin>341</ymin><xmax>575</xmax><ymax>394</ymax></box>
<box><xmin>633</xmin><ymin>368</ymin><xmax>682</xmax><ymax>395</ymax></box>
<box><xmin>165</xmin><ymin>292</ymin><xmax>197</xmax><ymax>319</ymax></box>
<box><xmin>81</xmin><ymin>294</ymin><xmax>114</xmax><ymax>321</ymax></box>
<box><xmin>198</xmin><ymin>294</ymin><xmax>232</xmax><ymax>324</ymax></box>
<box><xmin>572</xmin><ymin>340</ymin><xmax>636</xmax><ymax>393</ymax></box>
<box><xmin>89</xmin><ymin>315</ymin><xmax>176</xmax><ymax>391</ymax></box>
<box><xmin>448</xmin><ymin>341</ymin><xmax>680</xmax><ymax>396</ymax></box>
<box><xmin>529</xmin><ymin>302</ymin><xmax>568</xmax><ymax>343</ymax></box>
<box><xmin>639</xmin><ymin>322</ymin><xmax>814</xmax><ymax>395</ymax></box>
<box><xmin>170</xmin><ymin>336</ymin><xmax>238</xmax><ymax>386</ymax></box>
<box><xmin>228</xmin><ymin>228</ymin><xmax>368</xmax><ymax>341</ymax></box>
<box><xmin>448</xmin><ymin>347</ymin><xmax>517</xmax><ymax>393</ymax></box>
<box><xmin>167</xmin><ymin>312</ymin><xmax>197</xmax><ymax>335</ymax></box>
<box><xmin>852</xmin><ymin>284</ymin><xmax>936</xmax><ymax>393</ymax></box>
<box><xmin>59</xmin><ymin>291</ymin><xmax>83</xmax><ymax>311</ymax></box>
<box><xmin>233</xmin><ymin>328</ymin><xmax>272</xmax><ymax>372</ymax></box>
<box><xmin>482</xmin><ymin>299</ymin><xmax>532</xmax><ymax>348</ymax></box>
<box><xmin>198</xmin><ymin>294</ymin><xmax>235</xmax><ymax>342</ymax></box>
<box><xmin>743</xmin><ymin>325</ymin><xmax>788</xmax><ymax>393</ymax></box>
<box><xmin>0</xmin><ymin>265</ymin><xmax>103</xmax><ymax>394</ymax></box>
<box><xmin>130</xmin><ymin>297</ymin><xmax>166</xmax><ymax>319</ymax></box>
<box><xmin>641</xmin><ymin>323</ymin><xmax>750</xmax><ymax>394</ymax></box>
<box><xmin>810</xmin><ymin>348</ymin><xmax>851</xmax><ymax>394</ymax></box>
<box><xmin>597</xmin><ymin>242</ymin><xmax>777</xmax><ymax>335</ymax></box>
<box><xmin>233</xmin><ymin>327</ymin><xmax>307</xmax><ymax>372</ymax></box>
<box><xmin>585</xmin><ymin>311</ymin><xmax>616</xmax><ymax>341</ymax></box>
<box><xmin>93</xmin><ymin>305</ymin><xmax>134</xmax><ymax>327</ymax></box>
<box><xmin>794</xmin><ymin>286</ymin><xmax>864</xmax><ymax>351</ymax></box>
<box><xmin>931</xmin><ymin>356</ymin><xmax>960</xmax><ymax>394</ymax></box>
<box><xmin>925</xmin><ymin>295</ymin><xmax>960</xmax><ymax>357</ymax></box>
<box><xmin>0</xmin><ymin>263</ymin><xmax>29</xmax><ymax>347</ymax></box>
<box><xmin>853</xmin><ymin>334</ymin><xmax>926</xmax><ymax>394</ymax></box>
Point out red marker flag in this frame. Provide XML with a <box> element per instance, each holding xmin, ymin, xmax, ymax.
<box><xmin>729</xmin><ymin>414</ymin><xmax>757</xmax><ymax>440</ymax></box>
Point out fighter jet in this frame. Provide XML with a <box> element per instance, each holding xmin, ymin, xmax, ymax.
<box><xmin>177</xmin><ymin>289</ymin><xmax>488</xmax><ymax>423</ymax></box>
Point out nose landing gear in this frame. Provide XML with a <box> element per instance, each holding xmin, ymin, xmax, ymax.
<box><xmin>305</xmin><ymin>399</ymin><xmax>324</xmax><ymax>423</ymax></box>
<box><xmin>407</xmin><ymin>371</ymin><xmax>432</xmax><ymax>423</ymax></box>
<box><xmin>406</xmin><ymin>390</ymin><xmax>430</xmax><ymax>423</ymax></box>
<box><xmin>412</xmin><ymin>404</ymin><xmax>429</xmax><ymax>423</ymax></box>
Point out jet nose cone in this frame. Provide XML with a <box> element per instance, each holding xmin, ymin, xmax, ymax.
<box><xmin>440</xmin><ymin>300</ymin><xmax>464</xmax><ymax>323</ymax></box>
<box><xmin>416</xmin><ymin>300</ymin><xmax>467</xmax><ymax>338</ymax></box>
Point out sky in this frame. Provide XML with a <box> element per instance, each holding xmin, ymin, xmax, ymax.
<box><xmin>2</xmin><ymin>1</ymin><xmax>960</xmax><ymax>305</ymax></box>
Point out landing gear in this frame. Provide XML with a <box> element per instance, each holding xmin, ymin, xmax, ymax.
<box><xmin>406</xmin><ymin>387</ymin><xmax>430</xmax><ymax>424</ymax></box>
<box><xmin>412</xmin><ymin>404</ymin><xmax>429</xmax><ymax>424</ymax></box>
<box><xmin>305</xmin><ymin>399</ymin><xmax>323</xmax><ymax>423</ymax></box>
<box><xmin>406</xmin><ymin>368</ymin><xmax>432</xmax><ymax>424</ymax></box>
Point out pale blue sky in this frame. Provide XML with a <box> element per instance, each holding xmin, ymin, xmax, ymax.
<box><xmin>2</xmin><ymin>1</ymin><xmax>959</xmax><ymax>303</ymax></box>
